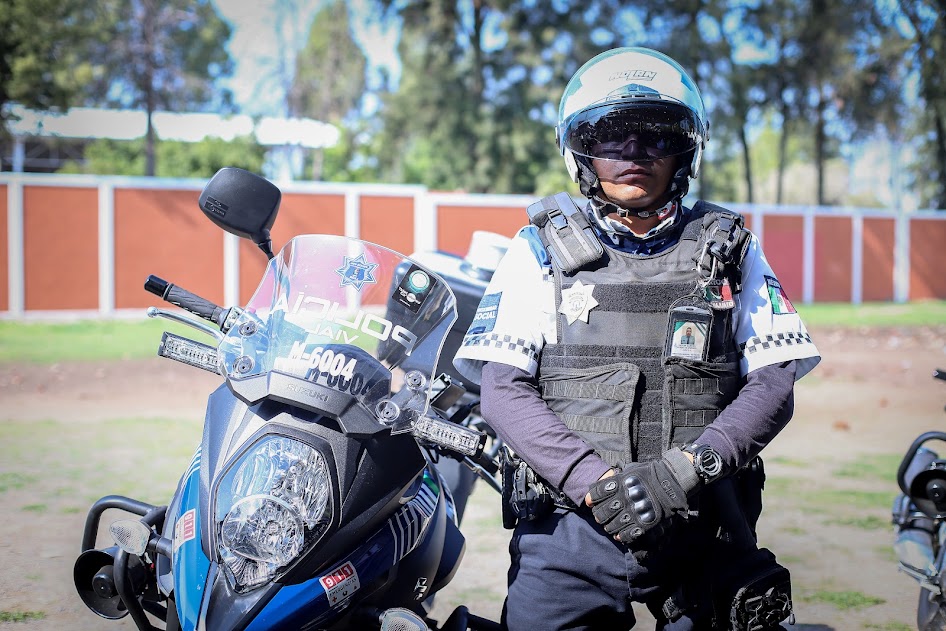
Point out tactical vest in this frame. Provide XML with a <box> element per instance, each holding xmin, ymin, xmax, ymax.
<box><xmin>528</xmin><ymin>194</ymin><xmax>750</xmax><ymax>468</ymax></box>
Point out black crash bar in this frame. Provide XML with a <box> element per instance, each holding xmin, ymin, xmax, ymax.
<box><xmin>81</xmin><ymin>495</ymin><xmax>169</xmax><ymax>631</ymax></box>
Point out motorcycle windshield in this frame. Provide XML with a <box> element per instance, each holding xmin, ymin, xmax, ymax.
<box><xmin>218</xmin><ymin>235</ymin><xmax>457</xmax><ymax>433</ymax></box>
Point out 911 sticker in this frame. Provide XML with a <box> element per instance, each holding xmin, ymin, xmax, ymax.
<box><xmin>319</xmin><ymin>561</ymin><xmax>360</xmax><ymax>605</ymax></box>
<box><xmin>173</xmin><ymin>509</ymin><xmax>196</xmax><ymax>552</ymax></box>
<box><xmin>765</xmin><ymin>276</ymin><xmax>796</xmax><ymax>315</ymax></box>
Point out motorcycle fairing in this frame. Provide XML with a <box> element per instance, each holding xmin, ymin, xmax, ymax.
<box><xmin>172</xmin><ymin>448</ymin><xmax>211</xmax><ymax>631</ymax></box>
<box><xmin>197</xmin><ymin>466</ymin><xmax>462</xmax><ymax>630</ymax></box>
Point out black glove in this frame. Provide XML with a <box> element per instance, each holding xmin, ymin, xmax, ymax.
<box><xmin>587</xmin><ymin>447</ymin><xmax>701</xmax><ymax>544</ymax></box>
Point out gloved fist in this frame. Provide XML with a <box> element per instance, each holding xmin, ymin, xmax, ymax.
<box><xmin>586</xmin><ymin>448</ymin><xmax>700</xmax><ymax>544</ymax></box>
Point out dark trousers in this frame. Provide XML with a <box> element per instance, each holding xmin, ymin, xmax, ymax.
<box><xmin>502</xmin><ymin>507</ymin><xmax>711</xmax><ymax>631</ymax></box>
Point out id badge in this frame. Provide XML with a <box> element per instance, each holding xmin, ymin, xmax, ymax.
<box><xmin>665</xmin><ymin>304</ymin><xmax>712</xmax><ymax>361</ymax></box>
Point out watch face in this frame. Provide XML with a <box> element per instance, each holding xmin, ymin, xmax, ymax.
<box><xmin>697</xmin><ymin>448</ymin><xmax>723</xmax><ymax>479</ymax></box>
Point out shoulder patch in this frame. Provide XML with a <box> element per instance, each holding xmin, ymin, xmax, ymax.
<box><xmin>468</xmin><ymin>292</ymin><xmax>502</xmax><ymax>335</ymax></box>
<box><xmin>765</xmin><ymin>276</ymin><xmax>796</xmax><ymax>315</ymax></box>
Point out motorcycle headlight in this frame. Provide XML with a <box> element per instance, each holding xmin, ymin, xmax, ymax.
<box><xmin>214</xmin><ymin>435</ymin><xmax>333</xmax><ymax>593</ymax></box>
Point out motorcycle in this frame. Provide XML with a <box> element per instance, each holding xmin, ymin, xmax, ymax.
<box><xmin>73</xmin><ymin>167</ymin><xmax>503</xmax><ymax>631</ymax></box>
<box><xmin>893</xmin><ymin>368</ymin><xmax>946</xmax><ymax>631</ymax></box>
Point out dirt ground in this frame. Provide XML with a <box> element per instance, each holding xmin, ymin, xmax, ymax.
<box><xmin>2</xmin><ymin>323</ymin><xmax>946</xmax><ymax>630</ymax></box>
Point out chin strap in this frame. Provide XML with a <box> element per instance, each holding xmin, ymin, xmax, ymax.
<box><xmin>589</xmin><ymin>197</ymin><xmax>682</xmax><ymax>244</ymax></box>
<box><xmin>615</xmin><ymin>199</ymin><xmax>676</xmax><ymax>220</ymax></box>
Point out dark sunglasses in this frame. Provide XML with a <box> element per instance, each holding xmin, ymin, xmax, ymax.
<box><xmin>562</xmin><ymin>104</ymin><xmax>701</xmax><ymax>161</ymax></box>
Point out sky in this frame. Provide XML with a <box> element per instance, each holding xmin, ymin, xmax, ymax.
<box><xmin>211</xmin><ymin>0</ymin><xmax>400</xmax><ymax>117</ymax></box>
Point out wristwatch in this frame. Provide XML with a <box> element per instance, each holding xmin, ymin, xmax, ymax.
<box><xmin>682</xmin><ymin>444</ymin><xmax>724</xmax><ymax>484</ymax></box>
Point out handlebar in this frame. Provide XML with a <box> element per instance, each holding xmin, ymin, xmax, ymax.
<box><xmin>145</xmin><ymin>275</ymin><xmax>227</xmax><ymax>327</ymax></box>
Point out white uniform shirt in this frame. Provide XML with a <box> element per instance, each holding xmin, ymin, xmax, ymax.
<box><xmin>454</xmin><ymin>225</ymin><xmax>821</xmax><ymax>383</ymax></box>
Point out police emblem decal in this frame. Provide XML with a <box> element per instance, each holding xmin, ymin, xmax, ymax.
<box><xmin>336</xmin><ymin>254</ymin><xmax>378</xmax><ymax>290</ymax></box>
<box><xmin>559</xmin><ymin>280</ymin><xmax>598</xmax><ymax>325</ymax></box>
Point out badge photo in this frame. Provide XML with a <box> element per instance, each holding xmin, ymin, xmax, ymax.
<box><xmin>665</xmin><ymin>304</ymin><xmax>712</xmax><ymax>360</ymax></box>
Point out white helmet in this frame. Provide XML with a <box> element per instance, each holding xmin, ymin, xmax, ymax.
<box><xmin>556</xmin><ymin>47</ymin><xmax>709</xmax><ymax>200</ymax></box>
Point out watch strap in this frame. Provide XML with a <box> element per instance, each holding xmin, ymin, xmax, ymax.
<box><xmin>682</xmin><ymin>443</ymin><xmax>724</xmax><ymax>483</ymax></box>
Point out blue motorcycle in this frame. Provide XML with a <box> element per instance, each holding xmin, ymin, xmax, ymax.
<box><xmin>73</xmin><ymin>168</ymin><xmax>502</xmax><ymax>631</ymax></box>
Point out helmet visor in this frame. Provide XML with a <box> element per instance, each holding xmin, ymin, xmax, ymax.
<box><xmin>561</xmin><ymin>102</ymin><xmax>703</xmax><ymax>163</ymax></box>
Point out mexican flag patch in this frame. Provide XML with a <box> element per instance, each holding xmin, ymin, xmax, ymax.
<box><xmin>765</xmin><ymin>276</ymin><xmax>796</xmax><ymax>315</ymax></box>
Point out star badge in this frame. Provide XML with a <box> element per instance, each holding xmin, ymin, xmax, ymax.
<box><xmin>336</xmin><ymin>254</ymin><xmax>378</xmax><ymax>290</ymax></box>
<box><xmin>559</xmin><ymin>280</ymin><xmax>598</xmax><ymax>325</ymax></box>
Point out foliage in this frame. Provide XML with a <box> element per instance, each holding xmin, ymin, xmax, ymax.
<box><xmin>59</xmin><ymin>139</ymin><xmax>146</xmax><ymax>176</ymax></box>
<box><xmin>58</xmin><ymin>135</ymin><xmax>266</xmax><ymax>178</ymax></box>
<box><xmin>154</xmin><ymin>136</ymin><xmax>266</xmax><ymax>178</ymax></box>
<box><xmin>0</xmin><ymin>0</ymin><xmax>110</xmax><ymax>129</ymax></box>
<box><xmin>320</xmin><ymin>124</ymin><xmax>383</xmax><ymax>183</ymax></box>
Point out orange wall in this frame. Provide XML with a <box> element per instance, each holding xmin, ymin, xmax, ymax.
<box><xmin>437</xmin><ymin>205</ymin><xmax>527</xmax><ymax>257</ymax></box>
<box><xmin>862</xmin><ymin>217</ymin><xmax>895</xmax><ymax>302</ymax></box>
<box><xmin>4</xmin><ymin>182</ymin><xmax>946</xmax><ymax>312</ymax></box>
<box><xmin>910</xmin><ymin>218</ymin><xmax>946</xmax><ymax>300</ymax></box>
<box><xmin>24</xmin><ymin>186</ymin><xmax>99</xmax><ymax>310</ymax></box>
<box><xmin>760</xmin><ymin>215</ymin><xmax>804</xmax><ymax>302</ymax></box>
<box><xmin>115</xmin><ymin>188</ymin><xmax>223</xmax><ymax>308</ymax></box>
<box><xmin>742</xmin><ymin>214</ymin><xmax>754</xmax><ymax>233</ymax></box>
<box><xmin>0</xmin><ymin>185</ymin><xmax>7</xmax><ymax>311</ymax></box>
<box><xmin>239</xmin><ymin>192</ymin><xmax>345</xmax><ymax>304</ymax></box>
<box><xmin>360</xmin><ymin>195</ymin><xmax>415</xmax><ymax>255</ymax></box>
<box><xmin>814</xmin><ymin>216</ymin><xmax>852</xmax><ymax>302</ymax></box>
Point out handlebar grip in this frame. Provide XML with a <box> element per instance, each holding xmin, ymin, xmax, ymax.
<box><xmin>144</xmin><ymin>275</ymin><xmax>170</xmax><ymax>298</ymax></box>
<box><xmin>145</xmin><ymin>275</ymin><xmax>225</xmax><ymax>326</ymax></box>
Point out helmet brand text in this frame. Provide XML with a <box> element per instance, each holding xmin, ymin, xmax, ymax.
<box><xmin>609</xmin><ymin>70</ymin><xmax>656</xmax><ymax>82</ymax></box>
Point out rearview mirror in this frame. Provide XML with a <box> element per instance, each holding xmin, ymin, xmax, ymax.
<box><xmin>198</xmin><ymin>167</ymin><xmax>280</xmax><ymax>259</ymax></box>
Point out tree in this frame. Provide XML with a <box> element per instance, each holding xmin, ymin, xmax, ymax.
<box><xmin>372</xmin><ymin>1</ymin><xmax>485</xmax><ymax>191</ymax></box>
<box><xmin>897</xmin><ymin>0</ymin><xmax>946</xmax><ymax>209</ymax></box>
<box><xmin>731</xmin><ymin>0</ymin><xmax>807</xmax><ymax>205</ymax></box>
<box><xmin>371</xmin><ymin>0</ymin><xmax>627</xmax><ymax>194</ymax></box>
<box><xmin>83</xmin><ymin>0</ymin><xmax>234</xmax><ymax>176</ymax></box>
<box><xmin>288</xmin><ymin>0</ymin><xmax>367</xmax><ymax>180</ymax></box>
<box><xmin>0</xmin><ymin>0</ymin><xmax>109</xmax><ymax>130</ymax></box>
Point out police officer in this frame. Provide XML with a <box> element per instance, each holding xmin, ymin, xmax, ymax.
<box><xmin>453</xmin><ymin>47</ymin><xmax>821</xmax><ymax>630</ymax></box>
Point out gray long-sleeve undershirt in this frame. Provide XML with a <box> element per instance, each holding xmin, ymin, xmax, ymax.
<box><xmin>479</xmin><ymin>360</ymin><xmax>797</xmax><ymax>505</ymax></box>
